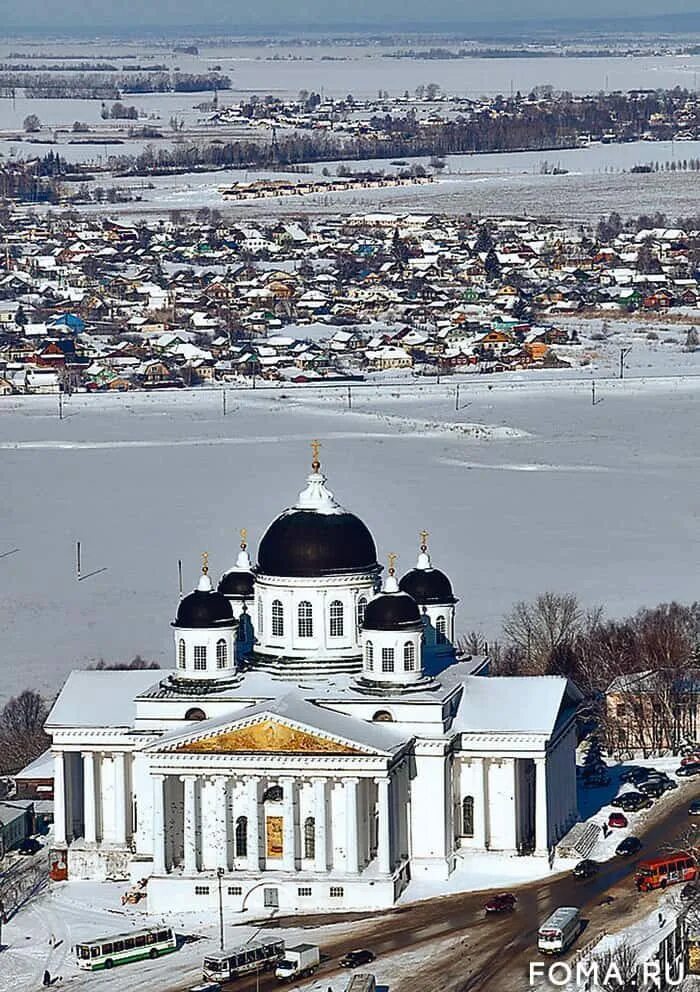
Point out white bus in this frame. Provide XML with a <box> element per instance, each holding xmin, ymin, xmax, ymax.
<box><xmin>537</xmin><ymin>907</ymin><xmax>581</xmax><ymax>955</ymax></box>
<box><xmin>75</xmin><ymin>925</ymin><xmax>176</xmax><ymax>970</ymax></box>
<box><xmin>203</xmin><ymin>939</ymin><xmax>286</xmax><ymax>983</ymax></box>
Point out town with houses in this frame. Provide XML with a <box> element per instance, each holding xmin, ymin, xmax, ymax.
<box><xmin>1</xmin><ymin>210</ymin><xmax>698</xmax><ymax>396</ymax></box>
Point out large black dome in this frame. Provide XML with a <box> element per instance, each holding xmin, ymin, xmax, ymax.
<box><xmin>218</xmin><ymin>569</ymin><xmax>255</xmax><ymax>599</ymax></box>
<box><xmin>399</xmin><ymin>568</ymin><xmax>456</xmax><ymax>605</ymax></box>
<box><xmin>363</xmin><ymin>591</ymin><xmax>423</xmax><ymax>631</ymax></box>
<box><xmin>257</xmin><ymin>509</ymin><xmax>379</xmax><ymax>578</ymax></box>
<box><xmin>173</xmin><ymin>589</ymin><xmax>235</xmax><ymax>629</ymax></box>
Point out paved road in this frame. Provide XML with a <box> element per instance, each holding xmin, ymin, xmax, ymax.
<box><xmin>170</xmin><ymin>780</ymin><xmax>700</xmax><ymax>992</ymax></box>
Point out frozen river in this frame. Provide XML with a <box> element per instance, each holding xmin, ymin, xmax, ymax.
<box><xmin>1</xmin><ymin>365</ymin><xmax>699</xmax><ymax>703</ymax></box>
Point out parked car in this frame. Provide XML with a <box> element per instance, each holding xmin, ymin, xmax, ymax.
<box><xmin>572</xmin><ymin>859</ymin><xmax>600</xmax><ymax>879</ymax></box>
<box><xmin>639</xmin><ymin>780</ymin><xmax>669</xmax><ymax>798</ymax></box>
<box><xmin>616</xmin><ymin>836</ymin><xmax>642</xmax><ymax>857</ymax></box>
<box><xmin>680</xmin><ymin>754</ymin><xmax>700</xmax><ymax>766</ymax></box>
<box><xmin>620</xmin><ymin>767</ymin><xmax>651</xmax><ymax>784</ymax></box>
<box><xmin>611</xmin><ymin>792</ymin><xmax>653</xmax><ymax>812</ymax></box>
<box><xmin>484</xmin><ymin>893</ymin><xmax>517</xmax><ymax>913</ymax></box>
<box><xmin>608</xmin><ymin>812</ymin><xmax>629</xmax><ymax>829</ymax></box>
<box><xmin>18</xmin><ymin>838</ymin><xmax>42</xmax><ymax>856</ymax></box>
<box><xmin>190</xmin><ymin>984</ymin><xmax>222</xmax><ymax>992</ymax></box>
<box><xmin>681</xmin><ymin>881</ymin><xmax>700</xmax><ymax>900</ymax></box>
<box><xmin>340</xmin><ymin>950</ymin><xmax>376</xmax><ymax>968</ymax></box>
<box><xmin>688</xmin><ymin>799</ymin><xmax>700</xmax><ymax>815</ymax></box>
<box><xmin>677</xmin><ymin>763</ymin><xmax>700</xmax><ymax>778</ymax></box>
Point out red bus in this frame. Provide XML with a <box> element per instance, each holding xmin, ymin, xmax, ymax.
<box><xmin>634</xmin><ymin>852</ymin><xmax>697</xmax><ymax>892</ymax></box>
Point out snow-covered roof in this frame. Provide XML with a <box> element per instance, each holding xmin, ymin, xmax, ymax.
<box><xmin>46</xmin><ymin>670</ymin><xmax>161</xmax><ymax>729</ymax></box>
<box><xmin>453</xmin><ymin>675</ymin><xmax>581</xmax><ymax>738</ymax></box>
<box><xmin>14</xmin><ymin>749</ymin><xmax>54</xmax><ymax>780</ymax></box>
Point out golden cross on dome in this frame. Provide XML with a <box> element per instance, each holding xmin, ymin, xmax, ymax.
<box><xmin>201</xmin><ymin>550</ymin><xmax>209</xmax><ymax>575</ymax></box>
<box><xmin>420</xmin><ymin>529</ymin><xmax>429</xmax><ymax>551</ymax></box>
<box><xmin>311</xmin><ymin>438</ymin><xmax>321</xmax><ymax>472</ymax></box>
<box><xmin>388</xmin><ymin>552</ymin><xmax>397</xmax><ymax>575</ymax></box>
<box><xmin>240</xmin><ymin>527</ymin><xmax>247</xmax><ymax>549</ymax></box>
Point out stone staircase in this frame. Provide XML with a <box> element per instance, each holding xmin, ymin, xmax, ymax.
<box><xmin>556</xmin><ymin>821</ymin><xmax>601</xmax><ymax>860</ymax></box>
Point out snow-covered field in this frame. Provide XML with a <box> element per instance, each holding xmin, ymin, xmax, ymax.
<box><xmin>1</xmin><ymin>341</ymin><xmax>699</xmax><ymax>704</ymax></box>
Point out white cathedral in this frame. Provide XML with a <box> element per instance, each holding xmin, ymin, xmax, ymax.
<box><xmin>47</xmin><ymin>447</ymin><xmax>581</xmax><ymax>915</ymax></box>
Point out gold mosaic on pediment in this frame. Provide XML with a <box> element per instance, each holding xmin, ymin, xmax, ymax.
<box><xmin>175</xmin><ymin>718</ymin><xmax>364</xmax><ymax>755</ymax></box>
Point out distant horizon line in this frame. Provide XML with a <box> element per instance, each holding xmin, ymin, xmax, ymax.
<box><xmin>4</xmin><ymin>11</ymin><xmax>700</xmax><ymax>40</ymax></box>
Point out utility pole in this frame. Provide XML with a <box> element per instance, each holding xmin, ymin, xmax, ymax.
<box><xmin>347</xmin><ymin>385</ymin><xmax>352</xmax><ymax>410</ymax></box>
<box><xmin>178</xmin><ymin>559</ymin><xmax>183</xmax><ymax>596</ymax></box>
<box><xmin>592</xmin><ymin>379</ymin><xmax>596</xmax><ymax>406</ymax></box>
<box><xmin>76</xmin><ymin>541</ymin><xmax>81</xmax><ymax>579</ymax></box>
<box><xmin>58</xmin><ymin>391</ymin><xmax>63</xmax><ymax>420</ymax></box>
<box><xmin>222</xmin><ymin>389</ymin><xmax>226</xmax><ymax>417</ymax></box>
<box><xmin>455</xmin><ymin>383</ymin><xmax>460</xmax><ymax>411</ymax></box>
<box><xmin>217</xmin><ymin>868</ymin><xmax>225</xmax><ymax>952</ymax></box>
<box><xmin>619</xmin><ymin>347</ymin><xmax>632</xmax><ymax>380</ymax></box>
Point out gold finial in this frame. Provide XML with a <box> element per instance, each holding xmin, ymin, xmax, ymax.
<box><xmin>240</xmin><ymin>527</ymin><xmax>247</xmax><ymax>550</ymax></box>
<box><xmin>388</xmin><ymin>552</ymin><xmax>397</xmax><ymax>576</ymax></box>
<box><xmin>420</xmin><ymin>529</ymin><xmax>429</xmax><ymax>552</ymax></box>
<box><xmin>311</xmin><ymin>438</ymin><xmax>321</xmax><ymax>472</ymax></box>
<box><xmin>201</xmin><ymin>551</ymin><xmax>209</xmax><ymax>575</ymax></box>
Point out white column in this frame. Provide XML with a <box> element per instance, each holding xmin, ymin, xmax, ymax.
<box><xmin>83</xmin><ymin>751</ymin><xmax>97</xmax><ymax>844</ymax></box>
<box><xmin>213</xmin><ymin>776</ymin><xmax>229</xmax><ymax>870</ymax></box>
<box><xmin>281</xmin><ymin>777</ymin><xmax>297</xmax><ymax>871</ymax></box>
<box><xmin>535</xmin><ymin>756</ymin><xmax>548</xmax><ymax>855</ymax></box>
<box><xmin>246</xmin><ymin>777</ymin><xmax>260</xmax><ymax>870</ymax></box>
<box><xmin>345</xmin><ymin>777</ymin><xmax>359</xmax><ymax>874</ymax></box>
<box><xmin>182</xmin><ymin>775</ymin><xmax>199</xmax><ymax>874</ymax></box>
<box><xmin>53</xmin><ymin>751</ymin><xmax>67</xmax><ymax>846</ymax></box>
<box><xmin>376</xmin><ymin>777</ymin><xmax>391</xmax><ymax>874</ymax></box>
<box><xmin>152</xmin><ymin>774</ymin><xmax>166</xmax><ymax>875</ymax></box>
<box><xmin>312</xmin><ymin>777</ymin><xmax>328</xmax><ymax>872</ymax></box>
<box><xmin>114</xmin><ymin>752</ymin><xmax>127</xmax><ymax>846</ymax></box>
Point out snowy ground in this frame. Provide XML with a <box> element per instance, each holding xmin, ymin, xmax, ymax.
<box><xmin>1</xmin><ymin>336</ymin><xmax>699</xmax><ymax>703</ymax></box>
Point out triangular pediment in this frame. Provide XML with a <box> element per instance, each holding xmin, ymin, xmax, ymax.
<box><xmin>174</xmin><ymin>717</ymin><xmax>366</xmax><ymax>755</ymax></box>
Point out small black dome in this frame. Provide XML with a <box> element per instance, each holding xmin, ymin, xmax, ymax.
<box><xmin>173</xmin><ymin>589</ymin><xmax>235</xmax><ymax>629</ymax></box>
<box><xmin>399</xmin><ymin>568</ymin><xmax>456</xmax><ymax>605</ymax></box>
<box><xmin>363</xmin><ymin>591</ymin><xmax>423</xmax><ymax>631</ymax></box>
<box><xmin>257</xmin><ymin>509</ymin><xmax>379</xmax><ymax>578</ymax></box>
<box><xmin>218</xmin><ymin>569</ymin><xmax>255</xmax><ymax>599</ymax></box>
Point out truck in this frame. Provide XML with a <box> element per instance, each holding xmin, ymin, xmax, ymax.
<box><xmin>274</xmin><ymin>943</ymin><xmax>320</xmax><ymax>981</ymax></box>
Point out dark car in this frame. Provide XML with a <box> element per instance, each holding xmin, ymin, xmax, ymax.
<box><xmin>677</xmin><ymin>763</ymin><xmax>700</xmax><ymax>778</ymax></box>
<box><xmin>484</xmin><ymin>893</ymin><xmax>517</xmax><ymax>913</ymax></box>
<box><xmin>611</xmin><ymin>792</ymin><xmax>653</xmax><ymax>812</ymax></box>
<box><xmin>616</xmin><ymin>836</ymin><xmax>642</xmax><ymax>857</ymax></box>
<box><xmin>681</xmin><ymin>881</ymin><xmax>700</xmax><ymax>900</ymax></box>
<box><xmin>340</xmin><ymin>950</ymin><xmax>376</xmax><ymax>968</ymax></box>
<box><xmin>572</xmin><ymin>859</ymin><xmax>600</xmax><ymax>879</ymax></box>
<box><xmin>18</xmin><ymin>837</ymin><xmax>42</xmax><ymax>856</ymax></box>
<box><xmin>620</xmin><ymin>767</ymin><xmax>651</xmax><ymax>784</ymax></box>
<box><xmin>639</xmin><ymin>780</ymin><xmax>668</xmax><ymax>798</ymax></box>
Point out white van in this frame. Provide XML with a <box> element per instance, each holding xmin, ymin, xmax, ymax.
<box><xmin>537</xmin><ymin>907</ymin><xmax>581</xmax><ymax>954</ymax></box>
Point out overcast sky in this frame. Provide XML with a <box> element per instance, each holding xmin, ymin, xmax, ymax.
<box><xmin>3</xmin><ymin>0</ymin><xmax>697</xmax><ymax>30</ymax></box>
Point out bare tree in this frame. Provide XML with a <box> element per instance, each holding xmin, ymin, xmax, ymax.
<box><xmin>595</xmin><ymin>941</ymin><xmax>639</xmax><ymax>991</ymax></box>
<box><xmin>88</xmin><ymin>654</ymin><xmax>160</xmax><ymax>671</ymax></box>
<box><xmin>0</xmin><ymin>691</ymin><xmax>50</xmax><ymax>775</ymax></box>
<box><xmin>502</xmin><ymin>592</ymin><xmax>583</xmax><ymax>673</ymax></box>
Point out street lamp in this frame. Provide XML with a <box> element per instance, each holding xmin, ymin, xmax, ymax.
<box><xmin>216</xmin><ymin>867</ymin><xmax>225</xmax><ymax>952</ymax></box>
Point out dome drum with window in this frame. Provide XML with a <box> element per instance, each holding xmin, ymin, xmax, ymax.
<box><xmin>359</xmin><ymin>556</ymin><xmax>425</xmax><ymax>687</ymax></box>
<box><xmin>172</xmin><ymin>557</ymin><xmax>236</xmax><ymax>681</ymax></box>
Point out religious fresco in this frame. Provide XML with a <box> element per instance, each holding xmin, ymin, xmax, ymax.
<box><xmin>266</xmin><ymin>815</ymin><xmax>283</xmax><ymax>857</ymax></box>
<box><xmin>175</xmin><ymin>718</ymin><xmax>365</xmax><ymax>754</ymax></box>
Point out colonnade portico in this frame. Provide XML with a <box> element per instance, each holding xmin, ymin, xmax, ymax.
<box><xmin>150</xmin><ymin>769</ymin><xmax>398</xmax><ymax>879</ymax></box>
<box><xmin>53</xmin><ymin>748</ymin><xmax>132</xmax><ymax>849</ymax></box>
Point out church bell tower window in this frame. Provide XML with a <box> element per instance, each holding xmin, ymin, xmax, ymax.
<box><xmin>366</xmin><ymin>641</ymin><xmax>374</xmax><ymax>670</ymax></box>
<box><xmin>194</xmin><ymin>645</ymin><xmax>207</xmax><ymax>671</ymax></box>
<box><xmin>177</xmin><ymin>639</ymin><xmax>186</xmax><ymax>669</ymax></box>
<box><xmin>381</xmin><ymin>648</ymin><xmax>395</xmax><ymax>673</ymax></box>
<box><xmin>403</xmin><ymin>641</ymin><xmax>416</xmax><ymax>671</ymax></box>
<box><xmin>436</xmin><ymin>616</ymin><xmax>447</xmax><ymax>644</ymax></box>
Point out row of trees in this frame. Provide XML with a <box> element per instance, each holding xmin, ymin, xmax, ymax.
<box><xmin>0</xmin><ymin>70</ymin><xmax>230</xmax><ymax>99</ymax></box>
<box><xmin>461</xmin><ymin>594</ymin><xmax>700</xmax><ymax>755</ymax></box>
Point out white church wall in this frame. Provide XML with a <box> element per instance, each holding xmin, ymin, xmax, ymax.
<box><xmin>409</xmin><ymin>746</ymin><xmax>452</xmax><ymax>879</ymax></box>
<box><xmin>486</xmin><ymin>759</ymin><xmax>517</xmax><ymax>851</ymax></box>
